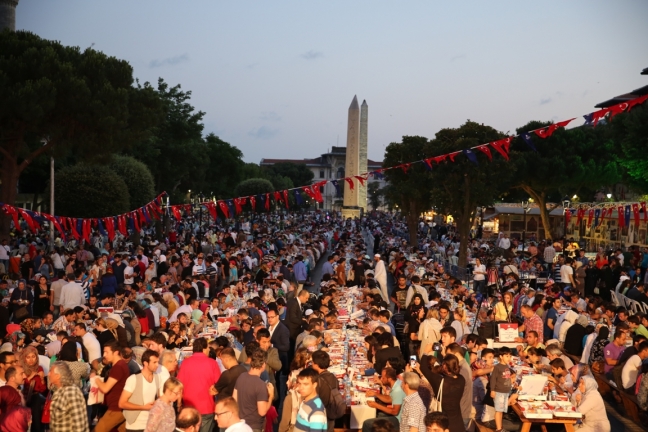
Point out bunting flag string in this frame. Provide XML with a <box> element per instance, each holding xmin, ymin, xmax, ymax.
<box><xmin>564</xmin><ymin>201</ymin><xmax>648</xmax><ymax>229</ymax></box>
<box><xmin>3</xmin><ymin>94</ymin><xmax>648</xmax><ymax>228</ymax></box>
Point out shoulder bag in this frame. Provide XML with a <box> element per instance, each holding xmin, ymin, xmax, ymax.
<box><xmin>429</xmin><ymin>378</ymin><xmax>444</xmax><ymax>412</ymax></box>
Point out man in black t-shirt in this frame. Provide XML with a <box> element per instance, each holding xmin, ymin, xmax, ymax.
<box><xmin>390</xmin><ymin>275</ymin><xmax>408</xmax><ymax>311</ymax></box>
<box><xmin>212</xmin><ymin>348</ymin><xmax>247</xmax><ymax>399</ymax></box>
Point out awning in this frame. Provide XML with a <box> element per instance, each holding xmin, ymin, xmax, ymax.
<box><xmin>483</xmin><ymin>205</ymin><xmax>565</xmax><ymax>221</ymax></box>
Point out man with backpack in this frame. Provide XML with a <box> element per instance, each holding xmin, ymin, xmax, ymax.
<box><xmin>119</xmin><ymin>349</ymin><xmax>162</xmax><ymax>431</ymax></box>
<box><xmin>311</xmin><ymin>350</ymin><xmax>346</xmax><ymax>432</ymax></box>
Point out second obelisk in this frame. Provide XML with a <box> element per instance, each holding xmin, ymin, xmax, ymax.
<box><xmin>341</xmin><ymin>95</ymin><xmax>361</xmax><ymax>220</ymax></box>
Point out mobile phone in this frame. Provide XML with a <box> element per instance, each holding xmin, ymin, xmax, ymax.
<box><xmin>433</xmin><ymin>342</ymin><xmax>442</xmax><ymax>352</ymax></box>
<box><xmin>409</xmin><ymin>355</ymin><xmax>417</xmax><ymax>368</ymax></box>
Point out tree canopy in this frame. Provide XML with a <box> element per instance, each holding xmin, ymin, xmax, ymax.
<box><xmin>234</xmin><ymin>178</ymin><xmax>275</xmax><ymax>198</ymax></box>
<box><xmin>108</xmin><ymin>154</ymin><xmax>156</xmax><ymax>209</ymax></box>
<box><xmin>263</xmin><ymin>162</ymin><xmax>313</xmax><ymax>189</ymax></box>
<box><xmin>605</xmin><ymin>104</ymin><xmax>648</xmax><ymax>193</ymax></box>
<box><xmin>0</xmin><ymin>30</ymin><xmax>162</xmax><ymax>232</ymax></box>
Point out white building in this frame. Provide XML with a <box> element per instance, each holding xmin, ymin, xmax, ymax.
<box><xmin>260</xmin><ymin>146</ymin><xmax>386</xmax><ymax>211</ymax></box>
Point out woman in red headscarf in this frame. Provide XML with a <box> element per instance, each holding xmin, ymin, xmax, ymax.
<box><xmin>0</xmin><ymin>385</ymin><xmax>31</xmax><ymax>432</ymax></box>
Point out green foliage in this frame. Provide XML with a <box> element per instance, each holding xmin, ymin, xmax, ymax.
<box><xmin>234</xmin><ymin>178</ymin><xmax>275</xmax><ymax>198</ymax></box>
<box><xmin>426</xmin><ymin>121</ymin><xmax>515</xmax><ymax>265</ymax></box>
<box><xmin>203</xmin><ymin>133</ymin><xmax>246</xmax><ymax>198</ymax></box>
<box><xmin>606</xmin><ymin>104</ymin><xmax>648</xmax><ymax>192</ymax></box>
<box><xmin>0</xmin><ymin>30</ymin><xmax>162</xmax><ymax>233</ymax></box>
<box><xmin>263</xmin><ymin>162</ymin><xmax>313</xmax><ymax>188</ymax></box>
<box><xmin>108</xmin><ymin>154</ymin><xmax>155</xmax><ymax>208</ymax></box>
<box><xmin>510</xmin><ymin>121</ymin><xmax>621</xmax><ymax>238</ymax></box>
<box><xmin>55</xmin><ymin>164</ymin><xmax>130</xmax><ymax>218</ymax></box>
<box><xmin>127</xmin><ymin>78</ymin><xmax>207</xmax><ymax>196</ymax></box>
<box><xmin>383</xmin><ymin>136</ymin><xmax>435</xmax><ymax>246</ymax></box>
<box><xmin>267</xmin><ymin>174</ymin><xmax>294</xmax><ymax>191</ymax></box>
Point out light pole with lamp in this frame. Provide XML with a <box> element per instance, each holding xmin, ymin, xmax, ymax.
<box><xmin>562</xmin><ymin>196</ymin><xmax>571</xmax><ymax>240</ymax></box>
<box><xmin>522</xmin><ymin>200</ymin><xmax>530</xmax><ymax>250</ymax></box>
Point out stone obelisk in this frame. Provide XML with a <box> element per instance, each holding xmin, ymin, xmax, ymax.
<box><xmin>342</xmin><ymin>96</ymin><xmax>361</xmax><ymax>220</ymax></box>
<box><xmin>0</xmin><ymin>0</ymin><xmax>19</xmax><ymax>31</ymax></box>
<box><xmin>359</xmin><ymin>99</ymin><xmax>368</xmax><ymax>211</ymax></box>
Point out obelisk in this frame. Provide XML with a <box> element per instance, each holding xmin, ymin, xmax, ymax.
<box><xmin>359</xmin><ymin>99</ymin><xmax>368</xmax><ymax>211</ymax></box>
<box><xmin>0</xmin><ymin>0</ymin><xmax>19</xmax><ymax>31</ymax></box>
<box><xmin>342</xmin><ymin>96</ymin><xmax>361</xmax><ymax>220</ymax></box>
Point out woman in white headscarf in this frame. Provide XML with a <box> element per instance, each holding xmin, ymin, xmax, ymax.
<box><xmin>574</xmin><ymin>375</ymin><xmax>610</xmax><ymax>432</ymax></box>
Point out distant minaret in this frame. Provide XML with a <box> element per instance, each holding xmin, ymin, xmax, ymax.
<box><xmin>0</xmin><ymin>0</ymin><xmax>19</xmax><ymax>31</ymax></box>
<box><xmin>342</xmin><ymin>96</ymin><xmax>361</xmax><ymax>219</ymax></box>
<box><xmin>359</xmin><ymin>100</ymin><xmax>368</xmax><ymax>211</ymax></box>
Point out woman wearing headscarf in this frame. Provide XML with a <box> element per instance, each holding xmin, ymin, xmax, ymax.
<box><xmin>9</xmin><ymin>279</ymin><xmax>33</xmax><ymax>323</ymax></box>
<box><xmin>57</xmin><ymin>340</ymin><xmax>90</xmax><ymax>388</ymax></box>
<box><xmin>589</xmin><ymin>326</ymin><xmax>610</xmax><ymax>369</ymax></box>
<box><xmin>33</xmin><ymin>276</ymin><xmax>50</xmax><ymax>319</ymax></box>
<box><xmin>0</xmin><ymin>386</ymin><xmax>31</xmax><ymax>432</ymax></box>
<box><xmin>559</xmin><ymin>310</ymin><xmax>578</xmax><ymax>346</ymax></box>
<box><xmin>568</xmin><ymin>363</ymin><xmax>592</xmax><ymax>401</ymax></box>
<box><xmin>19</xmin><ymin>318</ymin><xmax>38</xmax><ymax>344</ymax></box>
<box><xmin>564</xmin><ymin>315</ymin><xmax>588</xmax><ymax>357</ymax></box>
<box><xmin>406</xmin><ymin>294</ymin><xmax>426</xmax><ymax>358</ymax></box>
<box><xmin>574</xmin><ymin>376</ymin><xmax>610</xmax><ymax>432</ymax></box>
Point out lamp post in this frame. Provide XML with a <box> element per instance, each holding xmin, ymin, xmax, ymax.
<box><xmin>562</xmin><ymin>195</ymin><xmax>571</xmax><ymax>239</ymax></box>
<box><xmin>522</xmin><ymin>200</ymin><xmax>530</xmax><ymax>250</ymax></box>
<box><xmin>478</xmin><ymin>207</ymin><xmax>485</xmax><ymax>239</ymax></box>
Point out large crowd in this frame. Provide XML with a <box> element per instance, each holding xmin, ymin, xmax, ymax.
<box><xmin>0</xmin><ymin>209</ymin><xmax>646</xmax><ymax>432</ymax></box>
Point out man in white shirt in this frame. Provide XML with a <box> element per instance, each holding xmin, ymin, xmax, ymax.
<box><xmin>544</xmin><ymin>242</ymin><xmax>556</xmax><ymax>264</ymax></box>
<box><xmin>119</xmin><ymin>350</ymin><xmax>161</xmax><ymax>430</ymax></box>
<box><xmin>560</xmin><ymin>258</ymin><xmax>575</xmax><ymax>289</ymax></box>
<box><xmin>621</xmin><ymin>341</ymin><xmax>648</xmax><ymax>391</ymax></box>
<box><xmin>215</xmin><ymin>396</ymin><xmax>253</xmax><ymax>432</ymax></box>
<box><xmin>73</xmin><ymin>323</ymin><xmax>101</xmax><ymax>371</ymax></box>
<box><xmin>59</xmin><ymin>270</ymin><xmax>86</xmax><ymax>311</ymax></box>
<box><xmin>498</xmin><ymin>234</ymin><xmax>511</xmax><ymax>250</ymax></box>
<box><xmin>124</xmin><ymin>257</ymin><xmax>136</xmax><ymax>287</ymax></box>
<box><xmin>169</xmin><ymin>299</ymin><xmax>199</xmax><ymax>323</ymax></box>
<box><xmin>373</xmin><ymin>254</ymin><xmax>388</xmax><ymax>302</ymax></box>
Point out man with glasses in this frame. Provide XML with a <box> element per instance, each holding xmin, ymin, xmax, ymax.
<box><xmin>215</xmin><ymin>396</ymin><xmax>253</xmax><ymax>432</ymax></box>
<box><xmin>268</xmin><ymin>308</ymin><xmax>290</xmax><ymax>401</ymax></box>
<box><xmin>0</xmin><ymin>351</ymin><xmax>17</xmax><ymax>386</ymax></box>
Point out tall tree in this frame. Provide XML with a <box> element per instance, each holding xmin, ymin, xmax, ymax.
<box><xmin>510</xmin><ymin>121</ymin><xmax>622</xmax><ymax>238</ymax></box>
<box><xmin>263</xmin><ymin>162</ymin><xmax>313</xmax><ymax>189</ymax></box>
<box><xmin>234</xmin><ymin>178</ymin><xmax>274</xmax><ymax>198</ymax></box>
<box><xmin>0</xmin><ymin>31</ymin><xmax>162</xmax><ymax>232</ymax></box>
<box><xmin>383</xmin><ymin>136</ymin><xmax>434</xmax><ymax>246</ymax></box>
<box><xmin>202</xmin><ymin>133</ymin><xmax>246</xmax><ymax>198</ymax></box>
<box><xmin>127</xmin><ymin>78</ymin><xmax>207</xmax><ymax>198</ymax></box>
<box><xmin>426</xmin><ymin>122</ymin><xmax>515</xmax><ymax>267</ymax></box>
<box><xmin>367</xmin><ymin>181</ymin><xmax>382</xmax><ymax>210</ymax></box>
<box><xmin>108</xmin><ymin>155</ymin><xmax>155</xmax><ymax>208</ymax></box>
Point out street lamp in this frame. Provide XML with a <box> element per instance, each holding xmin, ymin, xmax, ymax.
<box><xmin>606</xmin><ymin>193</ymin><xmax>612</xmax><ymax>200</ymax></box>
<box><xmin>562</xmin><ymin>195</ymin><xmax>571</xmax><ymax>238</ymax></box>
<box><xmin>522</xmin><ymin>200</ymin><xmax>530</xmax><ymax>250</ymax></box>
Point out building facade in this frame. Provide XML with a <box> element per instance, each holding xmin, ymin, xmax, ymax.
<box><xmin>260</xmin><ymin>146</ymin><xmax>386</xmax><ymax>211</ymax></box>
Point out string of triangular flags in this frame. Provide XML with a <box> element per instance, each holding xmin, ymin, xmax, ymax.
<box><xmin>169</xmin><ymin>93</ymin><xmax>648</xmax><ymax>219</ymax></box>
<box><xmin>566</xmin><ymin>201</ymin><xmax>648</xmax><ymax>230</ymax></box>
<box><xmin>0</xmin><ymin>193</ymin><xmax>167</xmax><ymax>242</ymax></box>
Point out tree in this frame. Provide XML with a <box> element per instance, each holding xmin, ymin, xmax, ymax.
<box><xmin>55</xmin><ymin>164</ymin><xmax>130</xmax><ymax>218</ymax></box>
<box><xmin>127</xmin><ymin>78</ymin><xmax>207</xmax><ymax>197</ymax></box>
<box><xmin>202</xmin><ymin>133</ymin><xmax>246</xmax><ymax>198</ymax></box>
<box><xmin>108</xmin><ymin>155</ymin><xmax>155</xmax><ymax>208</ymax></box>
<box><xmin>605</xmin><ymin>104</ymin><xmax>648</xmax><ymax>193</ymax></box>
<box><xmin>263</xmin><ymin>162</ymin><xmax>313</xmax><ymax>189</ymax></box>
<box><xmin>383</xmin><ymin>136</ymin><xmax>435</xmax><ymax>246</ymax></box>
<box><xmin>367</xmin><ymin>181</ymin><xmax>382</xmax><ymax>210</ymax></box>
<box><xmin>0</xmin><ymin>31</ymin><xmax>162</xmax><ymax>232</ymax></box>
<box><xmin>426</xmin><ymin>122</ymin><xmax>516</xmax><ymax>267</ymax></box>
<box><xmin>234</xmin><ymin>178</ymin><xmax>274</xmax><ymax>198</ymax></box>
<box><xmin>510</xmin><ymin>121</ymin><xmax>622</xmax><ymax>239</ymax></box>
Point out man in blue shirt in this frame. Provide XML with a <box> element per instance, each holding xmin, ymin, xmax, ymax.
<box><xmin>321</xmin><ymin>256</ymin><xmax>335</xmax><ymax>279</ymax></box>
<box><xmin>544</xmin><ymin>296</ymin><xmax>560</xmax><ymax>341</ymax></box>
<box><xmin>293</xmin><ymin>255</ymin><xmax>308</xmax><ymax>291</ymax></box>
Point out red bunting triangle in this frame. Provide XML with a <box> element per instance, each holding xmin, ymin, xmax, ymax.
<box><xmin>249</xmin><ymin>196</ymin><xmax>256</xmax><ymax>210</ymax></box>
<box><xmin>218</xmin><ymin>201</ymin><xmax>230</xmax><ymax>218</ymax></box>
<box><xmin>283</xmin><ymin>190</ymin><xmax>289</xmax><ymax>209</ymax></box>
<box><xmin>345</xmin><ymin>178</ymin><xmax>355</xmax><ymax>190</ymax></box>
<box><xmin>354</xmin><ymin>175</ymin><xmax>368</xmax><ymax>186</ymax></box>
<box><xmin>490</xmin><ymin>140</ymin><xmax>510</xmax><ymax>161</ymax></box>
<box><xmin>448</xmin><ymin>152</ymin><xmax>461</xmax><ymax>162</ymax></box>
<box><xmin>628</xmin><ymin>95</ymin><xmax>648</xmax><ymax>112</ymax></box>
<box><xmin>476</xmin><ymin>145</ymin><xmax>492</xmax><ymax>161</ymax></box>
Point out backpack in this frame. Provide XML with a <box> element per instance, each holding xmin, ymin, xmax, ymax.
<box><xmin>318</xmin><ymin>372</ymin><xmax>346</xmax><ymax>419</ymax></box>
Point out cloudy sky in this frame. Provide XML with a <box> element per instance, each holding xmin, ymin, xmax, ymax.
<box><xmin>17</xmin><ymin>1</ymin><xmax>648</xmax><ymax>163</ymax></box>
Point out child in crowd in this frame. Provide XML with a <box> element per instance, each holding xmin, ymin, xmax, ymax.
<box><xmin>489</xmin><ymin>347</ymin><xmax>513</xmax><ymax>432</ymax></box>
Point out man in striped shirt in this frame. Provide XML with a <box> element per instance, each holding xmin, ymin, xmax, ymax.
<box><xmin>294</xmin><ymin>368</ymin><xmax>328</xmax><ymax>432</ymax></box>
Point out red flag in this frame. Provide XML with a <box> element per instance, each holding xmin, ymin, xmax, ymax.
<box><xmin>476</xmin><ymin>145</ymin><xmax>492</xmax><ymax>161</ymax></box>
<box><xmin>313</xmin><ymin>182</ymin><xmax>325</xmax><ymax>203</ymax></box>
<box><xmin>183</xmin><ymin>204</ymin><xmax>192</xmax><ymax>214</ymax></box>
<box><xmin>565</xmin><ymin>208</ymin><xmax>571</xmax><ymax>225</ymax></box>
<box><xmin>345</xmin><ymin>178</ymin><xmax>355</xmax><ymax>190</ymax></box>
<box><xmin>265</xmin><ymin>193</ymin><xmax>271</xmax><ymax>211</ymax></box>
<box><xmin>587</xmin><ymin>209</ymin><xmax>594</xmax><ymax>227</ymax></box>
<box><xmin>283</xmin><ymin>190</ymin><xmax>290</xmax><ymax>209</ymax></box>
<box><xmin>171</xmin><ymin>206</ymin><xmax>182</xmax><ymax>221</ymax></box>
<box><xmin>82</xmin><ymin>219</ymin><xmax>92</xmax><ymax>243</ymax></box>
<box><xmin>618</xmin><ymin>206</ymin><xmax>625</xmax><ymax>228</ymax></box>
<box><xmin>233</xmin><ymin>198</ymin><xmax>242</xmax><ymax>215</ymax></box>
<box><xmin>632</xmin><ymin>203</ymin><xmax>640</xmax><ymax>227</ymax></box>
<box><xmin>587</xmin><ymin>108</ymin><xmax>610</xmax><ymax>126</ymax></box>
<box><xmin>642</xmin><ymin>202</ymin><xmax>647</xmax><ymax>222</ymax></box>
<box><xmin>150</xmin><ymin>199</ymin><xmax>162</xmax><ymax>215</ymax></box>
<box><xmin>273</xmin><ymin>191</ymin><xmax>282</xmax><ymax>203</ymax></box>
<box><xmin>249</xmin><ymin>196</ymin><xmax>256</xmax><ymax>211</ymax></box>
<box><xmin>17</xmin><ymin>208</ymin><xmax>36</xmax><ymax>233</ymax></box>
<box><xmin>448</xmin><ymin>152</ymin><xmax>461</xmax><ymax>162</ymax></box>
<box><xmin>354</xmin><ymin>175</ymin><xmax>367</xmax><ymax>186</ymax></box>
<box><xmin>490</xmin><ymin>140</ymin><xmax>509</xmax><ymax>161</ymax></box>
<box><xmin>423</xmin><ymin>158</ymin><xmax>434</xmax><ymax>169</ymax></box>
<box><xmin>607</xmin><ymin>102</ymin><xmax>629</xmax><ymax>120</ymax></box>
<box><xmin>576</xmin><ymin>208</ymin><xmax>584</xmax><ymax>225</ymax></box>
<box><xmin>131</xmin><ymin>212</ymin><xmax>140</xmax><ymax>232</ymax></box>
<box><xmin>70</xmin><ymin>218</ymin><xmax>80</xmax><ymax>240</ymax></box>
<box><xmin>534</xmin><ymin>119</ymin><xmax>574</xmax><ymax>139</ymax></box>
<box><xmin>628</xmin><ymin>95</ymin><xmax>648</xmax><ymax>112</ymax></box>
<box><xmin>207</xmin><ymin>202</ymin><xmax>217</xmax><ymax>220</ymax></box>
<box><xmin>218</xmin><ymin>201</ymin><xmax>230</xmax><ymax>218</ymax></box>
<box><xmin>103</xmin><ymin>218</ymin><xmax>115</xmax><ymax>241</ymax></box>
<box><xmin>2</xmin><ymin>205</ymin><xmax>20</xmax><ymax>232</ymax></box>
<box><xmin>399</xmin><ymin>163</ymin><xmax>411</xmax><ymax>173</ymax></box>
<box><xmin>147</xmin><ymin>204</ymin><xmax>160</xmax><ymax>221</ymax></box>
<box><xmin>302</xmin><ymin>186</ymin><xmax>316</xmax><ymax>200</ymax></box>
<box><xmin>43</xmin><ymin>214</ymin><xmax>66</xmax><ymax>241</ymax></box>
<box><xmin>433</xmin><ymin>155</ymin><xmax>447</xmax><ymax>164</ymax></box>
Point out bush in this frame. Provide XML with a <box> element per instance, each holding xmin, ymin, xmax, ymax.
<box><xmin>234</xmin><ymin>178</ymin><xmax>275</xmax><ymax>197</ymax></box>
<box><xmin>109</xmin><ymin>154</ymin><xmax>156</xmax><ymax>208</ymax></box>
<box><xmin>55</xmin><ymin>164</ymin><xmax>130</xmax><ymax>218</ymax></box>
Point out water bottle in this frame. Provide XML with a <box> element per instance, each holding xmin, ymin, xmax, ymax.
<box><xmin>550</xmin><ymin>389</ymin><xmax>557</xmax><ymax>401</ymax></box>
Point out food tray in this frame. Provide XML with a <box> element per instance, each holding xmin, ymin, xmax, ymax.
<box><xmin>518</xmin><ymin>402</ymin><xmax>553</xmax><ymax>419</ymax></box>
<box><xmin>544</xmin><ymin>401</ymin><xmax>582</xmax><ymax>418</ymax></box>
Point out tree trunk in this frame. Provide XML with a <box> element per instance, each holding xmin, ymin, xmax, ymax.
<box><xmin>0</xmin><ymin>154</ymin><xmax>20</xmax><ymax>237</ymax></box>
<box><xmin>521</xmin><ymin>186</ymin><xmax>554</xmax><ymax>242</ymax></box>
<box><xmin>407</xmin><ymin>199</ymin><xmax>419</xmax><ymax>248</ymax></box>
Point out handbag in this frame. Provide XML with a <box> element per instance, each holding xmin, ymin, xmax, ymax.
<box><xmin>429</xmin><ymin>378</ymin><xmax>444</xmax><ymax>412</ymax></box>
<box><xmin>13</xmin><ymin>306</ymin><xmax>29</xmax><ymax>322</ymax></box>
<box><xmin>42</xmin><ymin>392</ymin><xmax>52</xmax><ymax>424</ymax></box>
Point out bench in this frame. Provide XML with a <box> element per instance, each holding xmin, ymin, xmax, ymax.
<box><xmin>618</xmin><ymin>390</ymin><xmax>642</xmax><ymax>425</ymax></box>
<box><xmin>592</xmin><ymin>372</ymin><xmax>613</xmax><ymax>397</ymax></box>
<box><xmin>475</xmin><ymin>421</ymin><xmax>495</xmax><ymax>432</ymax></box>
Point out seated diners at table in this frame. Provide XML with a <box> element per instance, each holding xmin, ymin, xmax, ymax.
<box><xmin>516</xmin><ymin>331</ymin><xmax>545</xmax><ymax>362</ymax></box>
<box><xmin>362</xmin><ymin>367</ymin><xmax>404</xmax><ymax>432</ymax></box>
<box><xmin>574</xmin><ymin>376</ymin><xmax>611</xmax><ymax>432</ymax></box>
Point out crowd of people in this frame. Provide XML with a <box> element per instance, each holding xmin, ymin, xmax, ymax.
<box><xmin>0</xmin><ymin>208</ymin><xmax>646</xmax><ymax>432</ymax></box>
